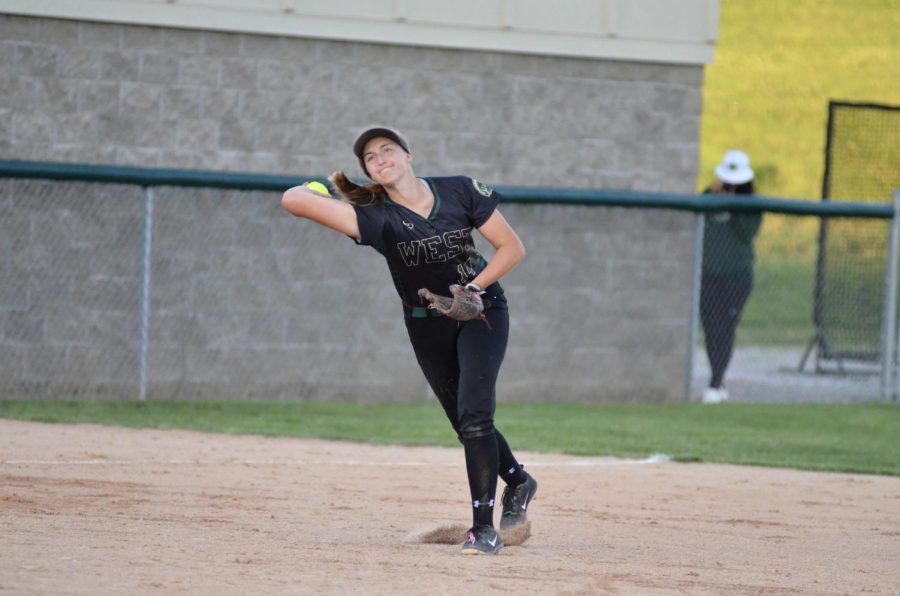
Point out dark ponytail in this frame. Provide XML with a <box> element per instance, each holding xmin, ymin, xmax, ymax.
<box><xmin>328</xmin><ymin>171</ymin><xmax>386</xmax><ymax>205</ymax></box>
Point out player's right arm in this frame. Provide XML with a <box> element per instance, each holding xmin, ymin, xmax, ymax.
<box><xmin>281</xmin><ymin>184</ymin><xmax>361</xmax><ymax>241</ymax></box>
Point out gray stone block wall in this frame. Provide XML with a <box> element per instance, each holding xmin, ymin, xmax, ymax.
<box><xmin>143</xmin><ymin>186</ymin><xmax>426</xmax><ymax>402</ymax></box>
<box><xmin>0</xmin><ymin>180</ymin><xmax>145</xmax><ymax>398</ymax></box>
<box><xmin>1</xmin><ymin>180</ymin><xmax>696</xmax><ymax>403</ymax></box>
<box><xmin>498</xmin><ymin>204</ymin><xmax>696</xmax><ymax>402</ymax></box>
<box><xmin>1</xmin><ymin>14</ymin><xmax>703</xmax><ymax>403</ymax></box>
<box><xmin>0</xmin><ymin>14</ymin><xmax>702</xmax><ymax>193</ymax></box>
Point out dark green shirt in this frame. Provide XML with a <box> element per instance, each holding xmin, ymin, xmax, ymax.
<box><xmin>702</xmin><ymin>210</ymin><xmax>762</xmax><ymax>275</ymax></box>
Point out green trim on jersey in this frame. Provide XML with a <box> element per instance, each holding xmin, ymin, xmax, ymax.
<box><xmin>352</xmin><ymin>175</ymin><xmax>501</xmax><ymax>307</ymax></box>
<box><xmin>425</xmin><ymin>177</ymin><xmax>441</xmax><ymax>221</ymax></box>
<box><xmin>382</xmin><ymin>178</ymin><xmax>441</xmax><ymax>223</ymax></box>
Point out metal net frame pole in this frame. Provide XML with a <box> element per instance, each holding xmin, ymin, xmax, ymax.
<box><xmin>138</xmin><ymin>186</ymin><xmax>155</xmax><ymax>401</ymax></box>
<box><xmin>686</xmin><ymin>213</ymin><xmax>704</xmax><ymax>402</ymax></box>
<box><xmin>884</xmin><ymin>190</ymin><xmax>900</xmax><ymax>402</ymax></box>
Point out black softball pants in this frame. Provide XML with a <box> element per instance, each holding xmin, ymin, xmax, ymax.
<box><xmin>404</xmin><ymin>301</ymin><xmax>524</xmax><ymax>526</ymax></box>
<box><xmin>700</xmin><ymin>271</ymin><xmax>753</xmax><ymax>389</ymax></box>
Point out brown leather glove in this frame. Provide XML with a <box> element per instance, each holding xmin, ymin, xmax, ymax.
<box><xmin>417</xmin><ymin>284</ymin><xmax>490</xmax><ymax>328</ymax></box>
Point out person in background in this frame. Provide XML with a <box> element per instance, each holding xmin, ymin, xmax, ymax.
<box><xmin>700</xmin><ymin>150</ymin><xmax>762</xmax><ymax>404</ymax></box>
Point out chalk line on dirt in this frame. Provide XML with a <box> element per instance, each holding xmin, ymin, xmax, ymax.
<box><xmin>1</xmin><ymin>454</ymin><xmax>672</xmax><ymax>467</ymax></box>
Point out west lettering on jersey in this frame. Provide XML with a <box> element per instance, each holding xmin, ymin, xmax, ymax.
<box><xmin>442</xmin><ymin>228</ymin><xmax>470</xmax><ymax>260</ymax></box>
<box><xmin>396</xmin><ymin>227</ymin><xmax>473</xmax><ymax>268</ymax></box>
<box><xmin>422</xmin><ymin>236</ymin><xmax>446</xmax><ymax>263</ymax></box>
<box><xmin>397</xmin><ymin>240</ymin><xmax>423</xmax><ymax>266</ymax></box>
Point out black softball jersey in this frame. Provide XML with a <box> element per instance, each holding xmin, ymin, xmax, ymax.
<box><xmin>352</xmin><ymin>176</ymin><xmax>503</xmax><ymax>309</ymax></box>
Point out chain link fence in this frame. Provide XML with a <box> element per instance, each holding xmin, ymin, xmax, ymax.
<box><xmin>811</xmin><ymin>101</ymin><xmax>900</xmax><ymax>367</ymax></box>
<box><xmin>1</xmin><ymin>176</ymin><xmax>396</xmax><ymax>402</ymax></box>
<box><xmin>694</xmin><ymin>100</ymin><xmax>900</xmax><ymax>403</ymax></box>
<box><xmin>2</xmin><ymin>179</ymin><xmax>146</xmax><ymax>397</ymax></box>
<box><xmin>1</xmin><ymin>165</ymin><xmax>896</xmax><ymax>403</ymax></box>
<box><xmin>692</xmin><ymin>209</ymin><xmax>891</xmax><ymax>404</ymax></box>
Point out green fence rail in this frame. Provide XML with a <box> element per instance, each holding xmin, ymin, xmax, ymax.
<box><xmin>0</xmin><ymin>159</ymin><xmax>893</xmax><ymax>219</ymax></box>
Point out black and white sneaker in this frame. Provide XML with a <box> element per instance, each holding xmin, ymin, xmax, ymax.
<box><xmin>460</xmin><ymin>524</ymin><xmax>503</xmax><ymax>555</ymax></box>
<box><xmin>500</xmin><ymin>471</ymin><xmax>538</xmax><ymax>530</ymax></box>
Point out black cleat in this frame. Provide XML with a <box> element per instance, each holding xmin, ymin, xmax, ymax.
<box><xmin>460</xmin><ymin>524</ymin><xmax>503</xmax><ymax>555</ymax></box>
<box><xmin>500</xmin><ymin>471</ymin><xmax>538</xmax><ymax>530</ymax></box>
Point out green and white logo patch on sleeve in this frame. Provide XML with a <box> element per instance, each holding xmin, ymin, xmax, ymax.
<box><xmin>472</xmin><ymin>178</ymin><xmax>493</xmax><ymax>198</ymax></box>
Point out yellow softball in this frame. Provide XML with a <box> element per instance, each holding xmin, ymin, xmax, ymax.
<box><xmin>305</xmin><ymin>181</ymin><xmax>330</xmax><ymax>196</ymax></box>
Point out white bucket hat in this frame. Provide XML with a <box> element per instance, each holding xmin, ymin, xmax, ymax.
<box><xmin>714</xmin><ymin>150</ymin><xmax>754</xmax><ymax>185</ymax></box>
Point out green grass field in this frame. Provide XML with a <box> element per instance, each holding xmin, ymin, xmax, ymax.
<box><xmin>699</xmin><ymin>0</ymin><xmax>900</xmax><ymax>200</ymax></box>
<box><xmin>699</xmin><ymin>1</ymin><xmax>900</xmax><ymax>347</ymax></box>
<box><xmin>730</xmin><ymin>213</ymin><xmax>889</xmax><ymax>347</ymax></box>
<box><xmin>2</xmin><ymin>400</ymin><xmax>898</xmax><ymax>477</ymax></box>
<box><xmin>740</xmin><ymin>258</ymin><xmax>814</xmax><ymax>346</ymax></box>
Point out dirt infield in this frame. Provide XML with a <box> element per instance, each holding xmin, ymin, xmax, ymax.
<box><xmin>2</xmin><ymin>420</ymin><xmax>898</xmax><ymax>595</ymax></box>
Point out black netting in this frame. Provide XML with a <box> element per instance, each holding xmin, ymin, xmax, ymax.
<box><xmin>810</xmin><ymin>101</ymin><xmax>900</xmax><ymax>367</ymax></box>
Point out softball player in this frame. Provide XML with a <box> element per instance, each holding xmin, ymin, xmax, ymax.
<box><xmin>282</xmin><ymin>127</ymin><xmax>537</xmax><ymax>555</ymax></box>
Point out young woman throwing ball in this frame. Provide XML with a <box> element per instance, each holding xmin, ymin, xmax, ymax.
<box><xmin>281</xmin><ymin>127</ymin><xmax>537</xmax><ymax>555</ymax></box>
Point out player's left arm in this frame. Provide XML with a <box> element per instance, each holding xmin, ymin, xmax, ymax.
<box><xmin>469</xmin><ymin>209</ymin><xmax>526</xmax><ymax>289</ymax></box>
